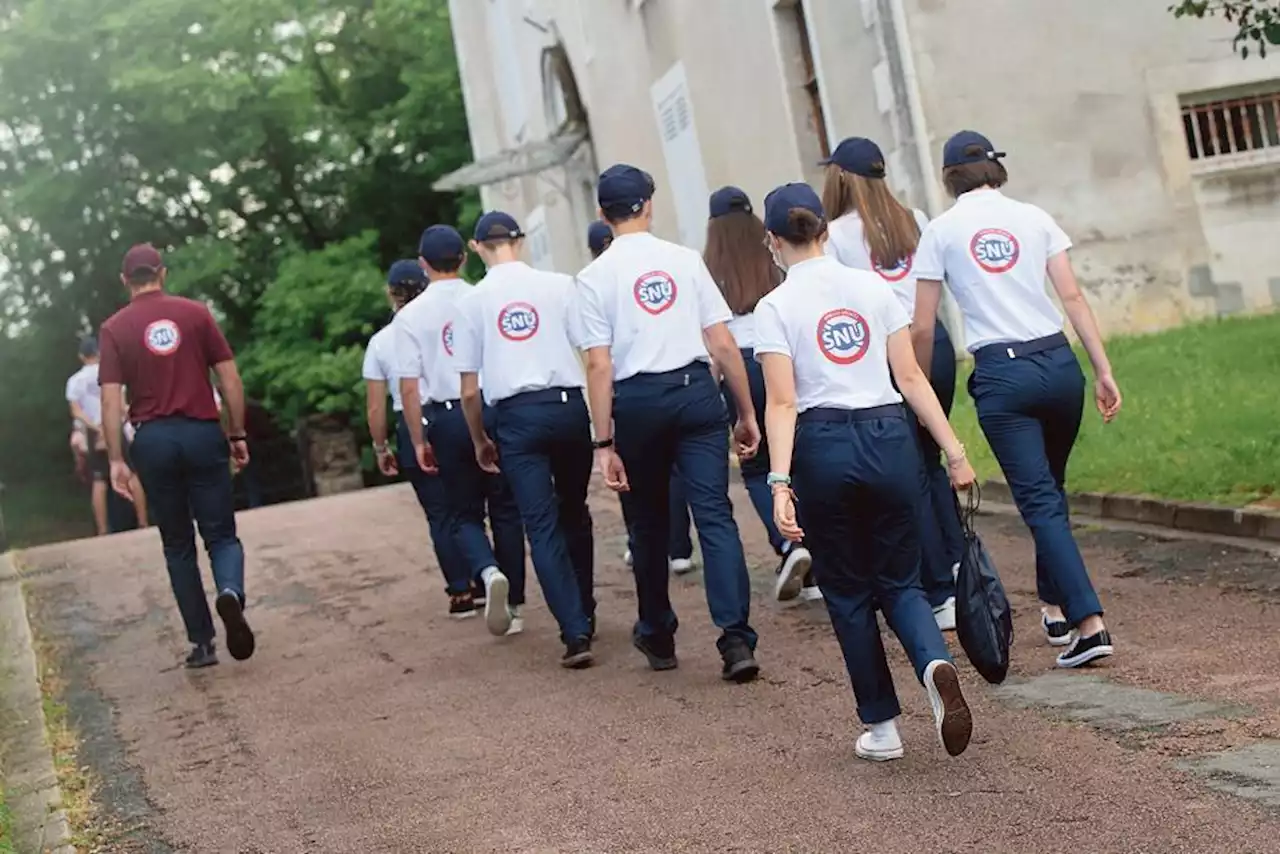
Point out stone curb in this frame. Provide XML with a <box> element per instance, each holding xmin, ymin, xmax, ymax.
<box><xmin>979</xmin><ymin>480</ymin><xmax>1280</xmax><ymax>543</ymax></box>
<box><xmin>0</xmin><ymin>552</ymin><xmax>77</xmax><ymax>854</ymax></box>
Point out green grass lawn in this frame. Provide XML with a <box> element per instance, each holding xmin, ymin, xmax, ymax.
<box><xmin>949</xmin><ymin>311</ymin><xmax>1280</xmax><ymax>507</ymax></box>
<box><xmin>0</xmin><ymin>477</ymin><xmax>94</xmax><ymax>550</ymax></box>
<box><xmin>0</xmin><ymin>791</ymin><xmax>15</xmax><ymax>854</ymax></box>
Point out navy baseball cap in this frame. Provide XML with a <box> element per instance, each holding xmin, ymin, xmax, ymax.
<box><xmin>943</xmin><ymin>130</ymin><xmax>1006</xmax><ymax>168</ymax></box>
<box><xmin>418</xmin><ymin>225</ymin><xmax>465</xmax><ymax>265</ymax></box>
<box><xmin>821</xmin><ymin>137</ymin><xmax>886</xmax><ymax>178</ymax></box>
<box><xmin>587</xmin><ymin>220</ymin><xmax>612</xmax><ymax>255</ymax></box>
<box><xmin>709</xmin><ymin>186</ymin><xmax>752</xmax><ymax>219</ymax></box>
<box><xmin>387</xmin><ymin>259</ymin><xmax>426</xmax><ymax>286</ymax></box>
<box><xmin>763</xmin><ymin>183</ymin><xmax>825</xmax><ymax>237</ymax></box>
<box><xmin>473</xmin><ymin>211</ymin><xmax>524</xmax><ymax>242</ymax></box>
<box><xmin>597</xmin><ymin>164</ymin><xmax>655</xmax><ymax>217</ymax></box>
<box><xmin>78</xmin><ymin>335</ymin><xmax>98</xmax><ymax>358</ymax></box>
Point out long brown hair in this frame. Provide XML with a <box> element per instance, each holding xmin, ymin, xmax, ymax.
<box><xmin>703</xmin><ymin>210</ymin><xmax>781</xmax><ymax>315</ymax></box>
<box><xmin>820</xmin><ymin>164</ymin><xmax>920</xmax><ymax>271</ymax></box>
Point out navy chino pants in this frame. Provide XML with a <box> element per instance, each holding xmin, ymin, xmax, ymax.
<box><xmin>129</xmin><ymin>417</ymin><xmax>245</xmax><ymax>646</ymax></box>
<box><xmin>426</xmin><ymin>402</ymin><xmax>526</xmax><ymax>603</ymax></box>
<box><xmin>912</xmin><ymin>323</ymin><xmax>963</xmax><ymax>606</ymax></box>
<box><xmin>791</xmin><ymin>406</ymin><xmax>952</xmax><ymax>724</ymax></box>
<box><xmin>722</xmin><ymin>347</ymin><xmax>789</xmax><ymax>556</ymax></box>
<box><xmin>493</xmin><ymin>388</ymin><xmax>595</xmax><ymax>642</ymax></box>
<box><xmin>613</xmin><ymin>363</ymin><xmax>756</xmax><ymax>653</ymax></box>
<box><xmin>395</xmin><ymin>412</ymin><xmax>470</xmax><ymax>594</ymax></box>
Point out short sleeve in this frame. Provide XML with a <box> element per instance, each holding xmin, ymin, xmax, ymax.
<box><xmin>877</xmin><ymin>281</ymin><xmax>911</xmax><ymax>336</ymax></box>
<box><xmin>571</xmin><ymin>273</ymin><xmax>612</xmax><ymax>350</ymax></box>
<box><xmin>1039</xmin><ymin>207</ymin><xmax>1072</xmax><ymax>257</ymax></box>
<box><xmin>362</xmin><ymin>334</ymin><xmax>387</xmax><ymax>382</ymax></box>
<box><xmin>65</xmin><ymin>375</ymin><xmax>77</xmax><ymax>403</ymax></box>
<box><xmin>202</xmin><ymin>308</ymin><xmax>234</xmax><ymax>365</ymax></box>
<box><xmin>98</xmin><ymin>326</ymin><xmax>123</xmax><ymax>385</ymax></box>
<box><xmin>913</xmin><ymin>220</ymin><xmax>945</xmax><ymax>281</ymax></box>
<box><xmin>394</xmin><ymin>315</ymin><xmax>425</xmax><ymax>380</ymax></box>
<box><xmin>451</xmin><ymin>295</ymin><xmax>483</xmax><ymax>374</ymax></box>
<box><xmin>824</xmin><ymin>227</ymin><xmax>855</xmax><ymax>268</ymax></box>
<box><xmin>692</xmin><ymin>257</ymin><xmax>732</xmax><ymax>329</ymax></box>
<box><xmin>752</xmin><ymin>297</ymin><xmax>791</xmax><ymax>359</ymax></box>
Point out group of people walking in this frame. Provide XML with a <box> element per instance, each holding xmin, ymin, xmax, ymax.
<box><xmin>364</xmin><ymin>128</ymin><xmax>1123</xmax><ymax>761</ymax></box>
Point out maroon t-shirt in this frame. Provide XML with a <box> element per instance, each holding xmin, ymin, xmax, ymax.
<box><xmin>98</xmin><ymin>291</ymin><xmax>234</xmax><ymax>424</ymax></box>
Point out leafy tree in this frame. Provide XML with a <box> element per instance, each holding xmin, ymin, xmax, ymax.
<box><xmin>1171</xmin><ymin>1</ymin><xmax>1280</xmax><ymax>57</ymax></box>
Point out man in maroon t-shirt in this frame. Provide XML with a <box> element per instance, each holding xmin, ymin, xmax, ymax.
<box><xmin>99</xmin><ymin>243</ymin><xmax>256</xmax><ymax>669</ymax></box>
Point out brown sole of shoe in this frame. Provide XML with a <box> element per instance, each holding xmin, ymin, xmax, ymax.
<box><xmin>929</xmin><ymin>662</ymin><xmax>973</xmax><ymax>757</ymax></box>
<box><xmin>561</xmin><ymin>652</ymin><xmax>594</xmax><ymax>669</ymax></box>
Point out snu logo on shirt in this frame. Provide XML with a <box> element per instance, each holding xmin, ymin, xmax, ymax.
<box><xmin>143</xmin><ymin>319</ymin><xmax>181</xmax><ymax>356</ymax></box>
<box><xmin>497</xmin><ymin>301</ymin><xmax>540</xmax><ymax>341</ymax></box>
<box><xmin>874</xmin><ymin>254</ymin><xmax>913</xmax><ymax>283</ymax></box>
<box><xmin>441</xmin><ymin>321</ymin><xmax>455</xmax><ymax>356</ymax></box>
<box><xmin>633</xmin><ymin>270</ymin><xmax>678</xmax><ymax>315</ymax></box>
<box><xmin>816</xmin><ymin>308</ymin><xmax>870</xmax><ymax>365</ymax></box>
<box><xmin>969</xmin><ymin>229</ymin><xmax>1020</xmax><ymax>274</ymax></box>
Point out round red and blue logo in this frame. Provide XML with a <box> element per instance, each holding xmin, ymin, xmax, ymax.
<box><xmin>816</xmin><ymin>308</ymin><xmax>871</xmax><ymax>365</ymax></box>
<box><xmin>497</xmin><ymin>301</ymin><xmax>540</xmax><ymax>341</ymax></box>
<box><xmin>633</xmin><ymin>271</ymin><xmax>678</xmax><ymax>315</ymax></box>
<box><xmin>441</xmin><ymin>321</ymin><xmax>454</xmax><ymax>356</ymax></box>
<box><xmin>874</xmin><ymin>254</ymin><xmax>913</xmax><ymax>283</ymax></box>
<box><xmin>143</xmin><ymin>319</ymin><xmax>181</xmax><ymax>356</ymax></box>
<box><xmin>969</xmin><ymin>229</ymin><xmax>1020</xmax><ymax>274</ymax></box>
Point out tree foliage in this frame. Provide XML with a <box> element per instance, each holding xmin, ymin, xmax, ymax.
<box><xmin>0</xmin><ymin>0</ymin><xmax>478</xmax><ymax>483</ymax></box>
<box><xmin>1171</xmin><ymin>1</ymin><xmax>1280</xmax><ymax>58</ymax></box>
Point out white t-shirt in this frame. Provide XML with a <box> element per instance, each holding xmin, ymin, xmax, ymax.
<box><xmin>394</xmin><ymin>278</ymin><xmax>474</xmax><ymax>403</ymax></box>
<box><xmin>65</xmin><ymin>364</ymin><xmax>102</xmax><ymax>427</ymax></box>
<box><xmin>453</xmin><ymin>261</ymin><xmax>586</xmax><ymax>406</ymax></box>
<box><xmin>913</xmin><ymin>189</ymin><xmax>1071</xmax><ymax>352</ymax></box>
<box><xmin>363</xmin><ymin>324</ymin><xmax>425</xmax><ymax>413</ymax></box>
<box><xmin>572</xmin><ymin>231</ymin><xmax>732</xmax><ymax>382</ymax></box>
<box><xmin>825</xmin><ymin>208</ymin><xmax>931</xmax><ymax>317</ymax></box>
<box><xmin>754</xmin><ymin>255</ymin><xmax>909</xmax><ymax>413</ymax></box>
<box><xmin>726</xmin><ymin>313</ymin><xmax>757</xmax><ymax>351</ymax></box>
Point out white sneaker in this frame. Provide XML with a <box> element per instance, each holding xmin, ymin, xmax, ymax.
<box><xmin>669</xmin><ymin>557</ymin><xmax>695</xmax><ymax>575</ymax></box>
<box><xmin>624</xmin><ymin>549</ymin><xmax>633</xmax><ymax>567</ymax></box>
<box><xmin>799</xmin><ymin>585</ymin><xmax>824</xmax><ymax>602</ymax></box>
<box><xmin>506</xmin><ymin>605</ymin><xmax>524</xmax><ymax>636</ymax></box>
<box><xmin>855</xmin><ymin>720</ymin><xmax>904</xmax><ymax>762</ymax></box>
<box><xmin>923</xmin><ymin>660</ymin><xmax>972</xmax><ymax>757</ymax></box>
<box><xmin>932</xmin><ymin>597</ymin><xmax>957</xmax><ymax>632</ymax></box>
<box><xmin>773</xmin><ymin>546</ymin><xmax>812</xmax><ymax>602</ymax></box>
<box><xmin>952</xmin><ymin>561</ymin><xmax>960</xmax><ymax>582</ymax></box>
<box><xmin>481</xmin><ymin>567</ymin><xmax>512</xmax><ymax>637</ymax></box>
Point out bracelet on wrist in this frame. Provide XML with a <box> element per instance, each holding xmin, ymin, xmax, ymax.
<box><xmin>766</xmin><ymin>472</ymin><xmax>791</xmax><ymax>487</ymax></box>
<box><xmin>592</xmin><ymin>437</ymin><xmax>614</xmax><ymax>450</ymax></box>
<box><xmin>945</xmin><ymin>443</ymin><xmax>966</xmax><ymax>466</ymax></box>
<box><xmin>228</xmin><ymin>434</ymin><xmax>247</xmax><ymax>442</ymax></box>
<box><xmin>373</xmin><ymin>442</ymin><xmax>390</xmax><ymax>453</ymax></box>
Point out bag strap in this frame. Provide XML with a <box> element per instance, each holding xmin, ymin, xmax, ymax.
<box><xmin>962</xmin><ymin>482</ymin><xmax>982</xmax><ymax>534</ymax></box>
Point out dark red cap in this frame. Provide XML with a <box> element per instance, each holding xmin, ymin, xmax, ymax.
<box><xmin>121</xmin><ymin>243</ymin><xmax>164</xmax><ymax>279</ymax></box>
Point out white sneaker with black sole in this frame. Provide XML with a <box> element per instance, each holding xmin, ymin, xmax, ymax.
<box><xmin>480</xmin><ymin>567</ymin><xmax>512</xmax><ymax>637</ymax></box>
<box><xmin>932</xmin><ymin>597</ymin><xmax>956</xmax><ymax>632</ymax></box>
<box><xmin>1040</xmin><ymin>608</ymin><xmax>1073</xmax><ymax>647</ymax></box>
<box><xmin>855</xmin><ymin>719</ymin><xmax>904</xmax><ymax>762</ymax></box>
<box><xmin>1055</xmin><ymin>630</ymin><xmax>1114</xmax><ymax>668</ymax></box>
<box><xmin>773</xmin><ymin>546</ymin><xmax>812</xmax><ymax>602</ymax></box>
<box><xmin>924</xmin><ymin>660</ymin><xmax>972</xmax><ymax>757</ymax></box>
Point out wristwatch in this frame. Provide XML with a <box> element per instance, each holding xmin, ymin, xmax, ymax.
<box><xmin>591</xmin><ymin>437</ymin><xmax>614</xmax><ymax>450</ymax></box>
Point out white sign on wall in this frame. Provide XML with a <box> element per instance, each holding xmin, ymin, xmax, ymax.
<box><xmin>650</xmin><ymin>61</ymin><xmax>711</xmax><ymax>252</ymax></box>
<box><xmin>524</xmin><ymin>205</ymin><xmax>554</xmax><ymax>272</ymax></box>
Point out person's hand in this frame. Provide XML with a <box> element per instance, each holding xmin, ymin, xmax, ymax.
<box><xmin>376</xmin><ymin>447</ymin><xmax>399</xmax><ymax>477</ymax></box>
<box><xmin>733</xmin><ymin>415</ymin><xmax>761</xmax><ymax>460</ymax></box>
<box><xmin>947</xmin><ymin>456</ymin><xmax>977</xmax><ymax>492</ymax></box>
<box><xmin>1095</xmin><ymin>373</ymin><xmax>1122</xmax><ymax>423</ymax></box>
<box><xmin>229</xmin><ymin>438</ymin><xmax>250</xmax><ymax>471</ymax></box>
<box><xmin>474</xmin><ymin>436</ymin><xmax>500</xmax><ymax>474</ymax></box>
<box><xmin>596</xmin><ymin>447</ymin><xmax>629</xmax><ymax>492</ymax></box>
<box><xmin>415</xmin><ymin>443</ymin><xmax>438</xmax><ymax>474</ymax></box>
<box><xmin>772</xmin><ymin>485</ymin><xmax>804</xmax><ymax>541</ymax></box>
<box><xmin>109</xmin><ymin>461</ymin><xmax>135</xmax><ymax>502</ymax></box>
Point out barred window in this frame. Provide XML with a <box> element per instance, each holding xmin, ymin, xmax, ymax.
<box><xmin>1181</xmin><ymin>89</ymin><xmax>1280</xmax><ymax>161</ymax></box>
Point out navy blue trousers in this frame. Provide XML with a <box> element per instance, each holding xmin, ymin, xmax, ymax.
<box><xmin>129</xmin><ymin>417</ymin><xmax>245</xmax><ymax>645</ymax></box>
<box><xmin>969</xmin><ymin>340</ymin><xmax>1102</xmax><ymax>625</ymax></box>
<box><xmin>722</xmin><ymin>347</ymin><xmax>789</xmax><ymax>556</ymax></box>
<box><xmin>791</xmin><ymin>407</ymin><xmax>952</xmax><ymax>724</ymax></box>
<box><xmin>395</xmin><ymin>413</ymin><xmax>470</xmax><ymax>595</ymax></box>
<box><xmin>623</xmin><ymin>474</ymin><xmax>693</xmax><ymax>560</ymax></box>
<box><xmin>426</xmin><ymin>402</ymin><xmax>526</xmax><ymax>603</ymax></box>
<box><xmin>613</xmin><ymin>363</ymin><xmax>756</xmax><ymax>653</ymax></box>
<box><xmin>913</xmin><ymin>323</ymin><xmax>963</xmax><ymax>606</ymax></box>
<box><xmin>494</xmin><ymin>388</ymin><xmax>594</xmax><ymax>642</ymax></box>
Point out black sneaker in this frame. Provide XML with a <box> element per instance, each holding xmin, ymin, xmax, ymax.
<box><xmin>632</xmin><ymin>628</ymin><xmax>678</xmax><ymax>671</ymax></box>
<box><xmin>720</xmin><ymin>636</ymin><xmax>760</xmax><ymax>683</ymax></box>
<box><xmin>1056</xmin><ymin>629</ymin><xmax>1114</xmax><ymax>669</ymax></box>
<box><xmin>587</xmin><ymin>614</ymin><xmax>597</xmax><ymax>641</ymax></box>
<box><xmin>449</xmin><ymin>591</ymin><xmax>478</xmax><ymax>619</ymax></box>
<box><xmin>561</xmin><ymin>636</ymin><xmax>594</xmax><ymax>669</ymax></box>
<box><xmin>1041</xmin><ymin>609</ymin><xmax>1072</xmax><ymax>647</ymax></box>
<box><xmin>185</xmin><ymin>642</ymin><xmax>218</xmax><ymax>669</ymax></box>
<box><xmin>215</xmin><ymin>590</ymin><xmax>256</xmax><ymax>662</ymax></box>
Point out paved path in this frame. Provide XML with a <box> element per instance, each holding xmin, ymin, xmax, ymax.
<box><xmin>15</xmin><ymin>477</ymin><xmax>1280</xmax><ymax>853</ymax></box>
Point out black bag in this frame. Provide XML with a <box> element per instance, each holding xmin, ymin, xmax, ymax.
<box><xmin>954</xmin><ymin>486</ymin><xmax>1014</xmax><ymax>684</ymax></box>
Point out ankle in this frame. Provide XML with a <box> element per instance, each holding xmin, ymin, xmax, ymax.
<box><xmin>1077</xmin><ymin>615</ymin><xmax>1106</xmax><ymax>637</ymax></box>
